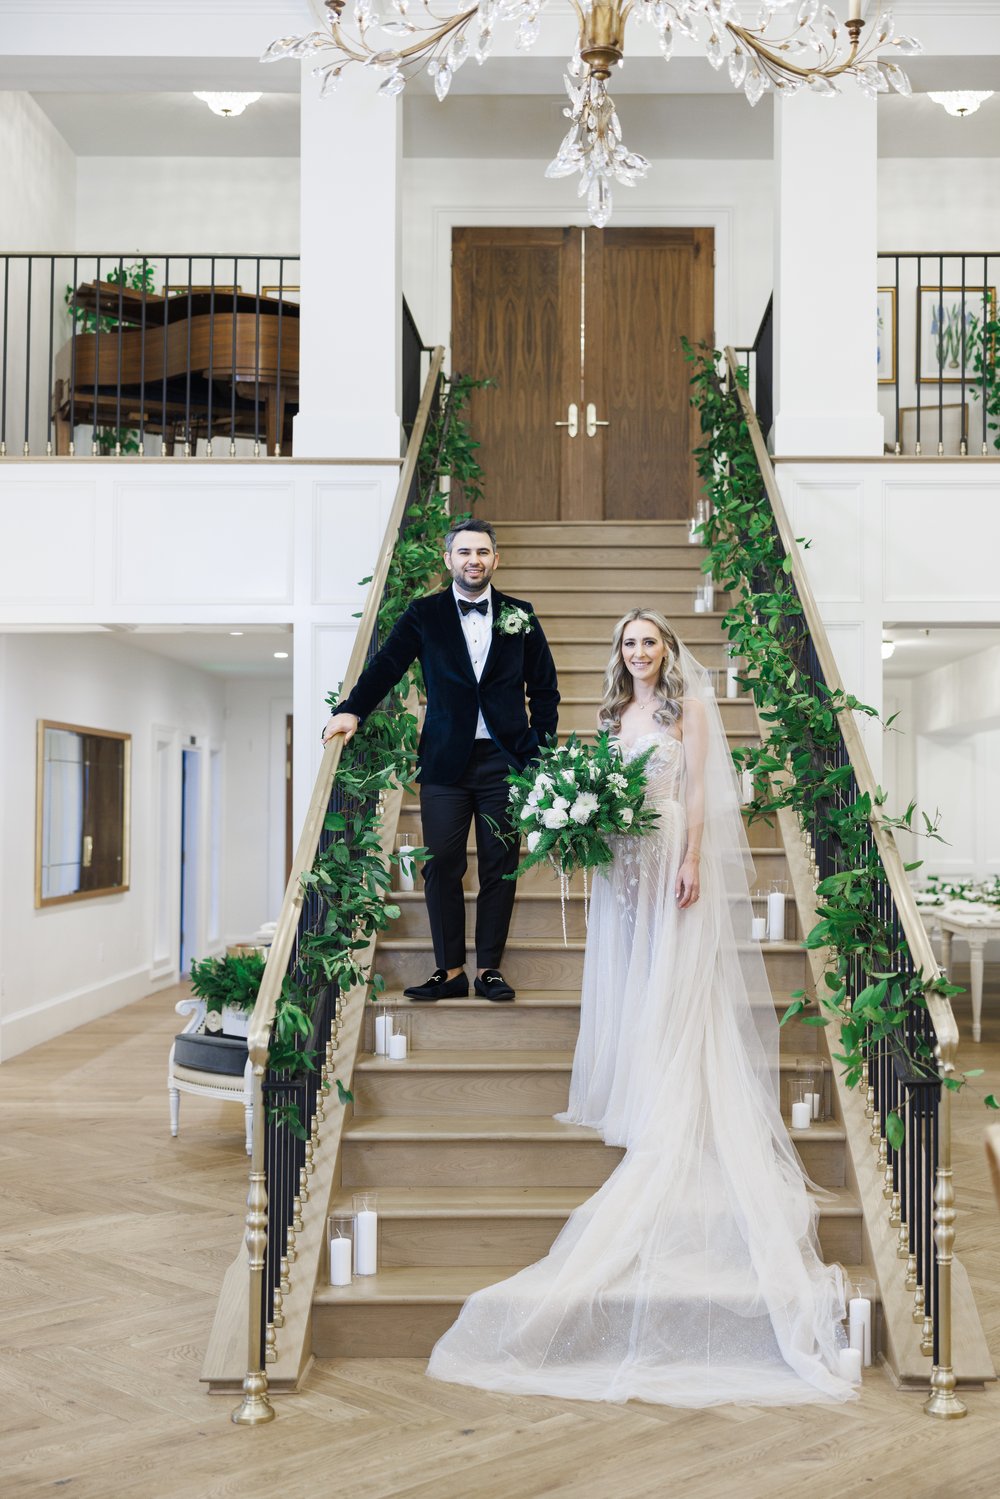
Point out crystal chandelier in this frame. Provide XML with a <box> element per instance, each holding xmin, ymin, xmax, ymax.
<box><xmin>264</xmin><ymin>2</ymin><xmax>920</xmax><ymax>226</ymax></box>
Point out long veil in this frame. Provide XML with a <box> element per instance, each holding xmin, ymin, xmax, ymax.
<box><xmin>427</xmin><ymin>637</ymin><xmax>855</xmax><ymax>1407</ymax></box>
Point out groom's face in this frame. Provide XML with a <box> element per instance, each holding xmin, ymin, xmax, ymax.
<box><xmin>445</xmin><ymin>530</ymin><xmax>499</xmax><ymax>597</ymax></box>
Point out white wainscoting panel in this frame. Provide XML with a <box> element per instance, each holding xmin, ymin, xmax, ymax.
<box><xmin>113</xmin><ymin>480</ymin><xmax>295</xmax><ymax>605</ymax></box>
<box><xmin>312</xmin><ymin>478</ymin><xmax>385</xmax><ymax>605</ymax></box>
<box><xmin>0</xmin><ymin>480</ymin><xmax>97</xmax><ymax>603</ymax></box>
<box><xmin>884</xmin><ymin>480</ymin><xmax>1000</xmax><ymax>605</ymax></box>
<box><xmin>786</xmin><ymin>481</ymin><xmax>864</xmax><ymax>604</ymax></box>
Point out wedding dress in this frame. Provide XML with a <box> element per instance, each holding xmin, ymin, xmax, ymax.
<box><xmin>427</xmin><ymin>651</ymin><xmax>855</xmax><ymax>1407</ymax></box>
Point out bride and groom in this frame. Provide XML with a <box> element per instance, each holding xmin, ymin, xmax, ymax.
<box><xmin>323</xmin><ymin>516</ymin><xmax>855</xmax><ymax>1407</ymax></box>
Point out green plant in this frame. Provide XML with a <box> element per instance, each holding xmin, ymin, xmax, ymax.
<box><xmin>970</xmin><ymin>316</ymin><xmax>1000</xmax><ymax>452</ymax></box>
<box><xmin>683</xmin><ymin>339</ymin><xmax>996</xmax><ymax>1126</ymax></box>
<box><xmin>189</xmin><ymin>952</ymin><xmax>266</xmax><ymax>1015</ymax></box>
<box><xmin>64</xmin><ymin>260</ymin><xmax>156</xmax><ymax>455</ymax></box>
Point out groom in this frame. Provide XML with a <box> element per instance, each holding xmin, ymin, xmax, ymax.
<box><xmin>322</xmin><ymin>518</ymin><xmax>560</xmax><ymax>1002</ymax></box>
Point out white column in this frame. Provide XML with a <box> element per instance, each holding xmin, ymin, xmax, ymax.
<box><xmin>772</xmin><ymin>90</ymin><xmax>883</xmax><ymax>458</ymax></box>
<box><xmin>294</xmin><ymin>63</ymin><xmax>402</xmax><ymax>458</ymax></box>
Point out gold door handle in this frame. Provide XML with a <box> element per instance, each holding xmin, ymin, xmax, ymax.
<box><xmin>586</xmin><ymin>403</ymin><xmax>609</xmax><ymax>438</ymax></box>
<box><xmin>554</xmin><ymin>403</ymin><xmax>579</xmax><ymax>438</ymax></box>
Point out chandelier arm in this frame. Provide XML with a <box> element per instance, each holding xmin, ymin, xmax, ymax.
<box><xmin>725</xmin><ymin>22</ymin><xmax>862</xmax><ymax>82</ymax></box>
<box><xmin>326</xmin><ymin>5</ymin><xmax>478</xmax><ymax>66</ymax></box>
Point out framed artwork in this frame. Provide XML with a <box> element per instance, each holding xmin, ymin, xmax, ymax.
<box><xmin>917</xmin><ymin>285</ymin><xmax>997</xmax><ymax>384</ymax></box>
<box><xmin>877</xmin><ymin>287</ymin><xmax>896</xmax><ymax>384</ymax></box>
<box><xmin>262</xmin><ymin>285</ymin><xmax>301</xmax><ymax>304</ymax></box>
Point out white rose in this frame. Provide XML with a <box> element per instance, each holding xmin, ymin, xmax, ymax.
<box><xmin>542</xmin><ymin>806</ymin><xmax>569</xmax><ymax>830</ymax></box>
<box><xmin>520</xmin><ymin>803</ymin><xmax>536</xmax><ymax>821</ymax></box>
<box><xmin>552</xmin><ymin>796</ymin><xmax>569</xmax><ymax>811</ymax></box>
<box><xmin>568</xmin><ymin>747</ymin><xmax>580</xmax><ymax>759</ymax></box>
<box><xmin>535</xmin><ymin>773</ymin><xmax>553</xmax><ymax>793</ymax></box>
<box><xmin>570</xmin><ymin>793</ymin><xmax>599</xmax><ymax>825</ymax></box>
<box><xmin>588</xmin><ymin>762</ymin><xmax>600</xmax><ymax>781</ymax></box>
<box><xmin>527</xmin><ymin>830</ymin><xmax>542</xmax><ymax>852</ymax></box>
<box><xmin>620</xmin><ymin>807</ymin><xmax>634</xmax><ymax>826</ymax></box>
<box><xmin>560</xmin><ymin>771</ymin><xmax>577</xmax><ymax>787</ymax></box>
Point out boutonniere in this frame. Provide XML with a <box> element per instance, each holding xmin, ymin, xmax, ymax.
<box><xmin>496</xmin><ymin>603</ymin><xmax>534</xmax><ymax>637</ymax></box>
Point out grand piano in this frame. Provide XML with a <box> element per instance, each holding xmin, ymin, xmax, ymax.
<box><xmin>52</xmin><ymin>281</ymin><xmax>300</xmax><ymax>455</ymax></box>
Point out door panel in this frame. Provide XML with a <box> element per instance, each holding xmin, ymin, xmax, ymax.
<box><xmin>452</xmin><ymin>227</ymin><xmax>580</xmax><ymax>521</ymax></box>
<box><xmin>451</xmin><ymin>225</ymin><xmax>714</xmax><ymax>521</ymax></box>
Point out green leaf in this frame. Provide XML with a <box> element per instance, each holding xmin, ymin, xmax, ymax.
<box><xmin>885</xmin><ymin>1110</ymin><xmax>905</xmax><ymax>1151</ymax></box>
<box><xmin>985</xmin><ymin>1095</ymin><xmax>999</xmax><ymax>1110</ymax></box>
<box><xmin>335</xmin><ymin>1078</ymin><xmax>354</xmax><ymax>1105</ymax></box>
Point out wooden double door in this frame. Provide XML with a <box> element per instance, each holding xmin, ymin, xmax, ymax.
<box><xmin>452</xmin><ymin>226</ymin><xmax>713</xmax><ymax>522</ymax></box>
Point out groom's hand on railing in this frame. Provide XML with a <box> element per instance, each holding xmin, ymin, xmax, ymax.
<box><xmin>322</xmin><ymin>712</ymin><xmax>359</xmax><ymax>746</ymax></box>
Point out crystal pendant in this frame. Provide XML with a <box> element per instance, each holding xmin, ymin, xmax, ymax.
<box><xmin>378</xmin><ymin>69</ymin><xmax>406</xmax><ymax>95</ymax></box>
<box><xmin>379</xmin><ymin>18</ymin><xmax>416</xmax><ymax>33</ymax></box>
<box><xmin>728</xmin><ymin>49</ymin><xmax>748</xmax><ymax>87</ymax></box>
<box><xmin>796</xmin><ymin>0</ymin><xmax>819</xmax><ymax>23</ymax></box>
<box><xmin>744</xmin><ymin>67</ymin><xmax>768</xmax><ymax>107</ymax></box>
<box><xmin>882</xmin><ymin>62</ymin><xmax>911</xmax><ymax>96</ymax></box>
<box><xmin>705</xmin><ymin>32</ymin><xmax>725</xmax><ymax>70</ymax></box>
<box><xmin>588</xmin><ymin>176</ymin><xmax>611</xmax><ymax>229</ymax></box>
<box><xmin>318</xmin><ymin>63</ymin><xmax>345</xmax><ymax>96</ymax></box>
<box><xmin>434</xmin><ymin>63</ymin><xmax>453</xmax><ymax>100</ymax></box>
<box><xmin>448</xmin><ymin>34</ymin><xmax>470</xmax><ymax>70</ymax></box>
<box><xmin>892</xmin><ymin>35</ymin><xmax>923</xmax><ymax>56</ymax></box>
<box><xmin>475</xmin><ymin>26</ymin><xmax>493</xmax><ymax>63</ymax></box>
<box><xmin>806</xmin><ymin>73</ymin><xmax>838</xmax><ymax>96</ymax></box>
<box><xmin>516</xmin><ymin>12</ymin><xmax>541</xmax><ymax>50</ymax></box>
<box><xmin>659</xmin><ymin>24</ymin><xmax>674</xmax><ymax>60</ymax></box>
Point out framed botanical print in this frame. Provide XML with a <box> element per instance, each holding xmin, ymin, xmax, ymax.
<box><xmin>917</xmin><ymin>285</ymin><xmax>997</xmax><ymax>384</ymax></box>
<box><xmin>877</xmin><ymin>287</ymin><xmax>896</xmax><ymax>384</ymax></box>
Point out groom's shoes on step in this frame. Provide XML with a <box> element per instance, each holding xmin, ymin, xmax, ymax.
<box><xmin>475</xmin><ymin>969</ymin><xmax>516</xmax><ymax>1002</ymax></box>
<box><xmin>404</xmin><ymin>968</ymin><xmax>469</xmax><ymax>1002</ymax></box>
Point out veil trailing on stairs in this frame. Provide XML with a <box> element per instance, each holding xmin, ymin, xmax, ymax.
<box><xmin>427</xmin><ymin>639</ymin><xmax>855</xmax><ymax>1406</ymax></box>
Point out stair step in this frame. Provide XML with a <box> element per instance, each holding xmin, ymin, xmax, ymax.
<box><xmin>498</xmin><ymin>546</ymin><xmax>706</xmax><ymax>571</ymax></box>
<box><xmin>388</xmin><ymin>887</ymin><xmax>801</xmax><ymax>942</ymax></box>
<box><xmin>494</xmin><ymin>521</ymin><xmax>693</xmax><ymax>547</ymax></box>
<box><xmin>374</xmin><ymin>937</ymin><xmax>808</xmax><ymax>995</ymax></box>
<box><xmin>554</xmin><ymin>696</ymin><xmax>756</xmax><ymax>732</ymax></box>
<box><xmin>324</xmin><ymin>1184</ymin><xmax>861</xmax><ymax>1269</ymax></box>
<box><xmin>550</xmin><ymin>639</ymin><xmax>734</xmax><ymax>669</ymax></box>
<box><xmin>502</xmin><ymin>567</ymin><xmax>711</xmax><ymax>592</ymax></box>
<box><xmin>554</xmin><ymin>668</ymin><xmax>752</xmax><ymax>698</ymax></box>
<box><xmin>394</xmin><ymin>805</ymin><xmax>784</xmax><ymax>853</ymax></box>
<box><xmin>376</xmin><ymin>992</ymin><xmax>583</xmax><ymax>1050</ymax></box>
<box><xmin>526</xmin><ymin>589</ymin><xmax>727</xmax><ymax>615</ymax></box>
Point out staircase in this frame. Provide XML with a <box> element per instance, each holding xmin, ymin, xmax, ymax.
<box><xmin>311</xmin><ymin>520</ymin><xmax>865</xmax><ymax>1360</ymax></box>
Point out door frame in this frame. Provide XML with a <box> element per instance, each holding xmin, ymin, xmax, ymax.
<box><xmin>439</xmin><ymin>207</ymin><xmax>727</xmax><ymax>369</ymax></box>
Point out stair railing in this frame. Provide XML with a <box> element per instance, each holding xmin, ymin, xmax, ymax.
<box><xmin>724</xmin><ymin>347</ymin><xmax>966</xmax><ymax>1421</ymax></box>
<box><xmin>231</xmin><ymin>345</ymin><xmax>446</xmax><ymax>1426</ymax></box>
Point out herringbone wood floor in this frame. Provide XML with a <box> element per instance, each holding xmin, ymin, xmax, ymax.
<box><xmin>1</xmin><ymin>978</ymin><xmax>998</xmax><ymax>1499</ymax></box>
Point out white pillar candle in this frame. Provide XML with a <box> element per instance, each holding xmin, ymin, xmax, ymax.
<box><xmin>388</xmin><ymin>1031</ymin><xmax>407</xmax><ymax>1060</ymax></box>
<box><xmin>354</xmin><ymin>1209</ymin><xmax>378</xmax><ymax>1276</ymax></box>
<box><xmin>397</xmin><ymin>841</ymin><xmax>415</xmax><ymax>893</ymax></box>
<box><xmin>726</xmin><ymin>664</ymin><xmax>740</xmax><ymax>698</ymax></box>
<box><xmin>808</xmin><ymin>1091</ymin><xmax>822</xmax><ymax>1120</ymax></box>
<box><xmin>693</xmin><ymin>595</ymin><xmax>707</xmax><ymax>614</ymax></box>
<box><xmin>849</xmin><ymin>1297</ymin><xmax>872</xmax><ymax>1366</ymax></box>
<box><xmin>791</xmin><ymin>1100</ymin><xmax>812</xmax><ymax>1130</ymax></box>
<box><xmin>741</xmin><ymin>769</ymin><xmax>754</xmax><ymax>804</ymax></box>
<box><xmin>838</xmin><ymin>1347</ymin><xmax>862</xmax><ymax>1384</ymax></box>
<box><xmin>329</xmin><ymin>1235</ymin><xmax>352</xmax><ymax>1287</ymax></box>
<box><xmin>374</xmin><ymin>1012</ymin><xmax>391</xmax><ymax>1056</ymax></box>
<box><xmin>702</xmin><ymin>581</ymin><xmax>714</xmax><ymax>610</ymax></box>
<box><xmin>751</xmin><ymin>916</ymin><xmax>768</xmax><ymax>940</ymax></box>
<box><xmin>767</xmin><ymin>890</ymin><xmax>786</xmax><ymax>942</ymax></box>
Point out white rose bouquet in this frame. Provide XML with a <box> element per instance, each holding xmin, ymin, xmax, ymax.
<box><xmin>504</xmin><ymin>732</ymin><xmax>659</xmax><ymax>879</ymax></box>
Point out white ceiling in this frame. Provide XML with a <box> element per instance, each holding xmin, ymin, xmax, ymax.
<box><xmin>883</xmin><ymin>627</ymin><xmax>1000</xmax><ymax>681</ymax></box>
<box><xmin>109</xmin><ymin>624</ymin><xmax>294</xmax><ymax>677</ymax></box>
<box><xmin>32</xmin><ymin>90</ymin><xmax>301</xmax><ymax>157</ymax></box>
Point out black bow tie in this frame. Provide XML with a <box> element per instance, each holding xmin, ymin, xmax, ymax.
<box><xmin>458</xmin><ymin>597</ymin><xmax>489</xmax><ymax>617</ymax></box>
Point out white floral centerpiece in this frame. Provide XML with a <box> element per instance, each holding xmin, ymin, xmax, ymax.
<box><xmin>504</xmin><ymin>731</ymin><xmax>659</xmax><ymax>880</ymax></box>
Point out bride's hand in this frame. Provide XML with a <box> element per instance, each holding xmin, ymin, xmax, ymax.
<box><xmin>675</xmin><ymin>855</ymin><xmax>701</xmax><ymax>908</ymax></box>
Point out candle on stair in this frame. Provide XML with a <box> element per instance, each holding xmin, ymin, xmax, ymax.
<box><xmin>328</xmin><ymin>1214</ymin><xmax>354</xmax><ymax>1287</ymax></box>
<box><xmin>397</xmin><ymin>836</ymin><xmax>416</xmax><ymax>893</ymax></box>
<box><xmin>767</xmin><ymin>886</ymin><xmax>787</xmax><ymax>942</ymax></box>
<box><xmin>849</xmin><ymin>1293</ymin><xmax>872</xmax><ymax>1366</ymax></box>
<box><xmin>839</xmin><ymin>1347</ymin><xmax>862</xmax><ymax>1384</ymax></box>
<box><xmin>791</xmin><ymin>1100</ymin><xmax>812</xmax><ymax>1130</ymax></box>
<box><xmin>353</xmin><ymin>1193</ymin><xmax>379</xmax><ymax>1276</ymax></box>
<box><xmin>389</xmin><ymin>1030</ymin><xmax>407</xmax><ymax>1060</ymax></box>
<box><xmin>374</xmin><ymin>1011</ymin><xmax>390</xmax><ymax>1056</ymax></box>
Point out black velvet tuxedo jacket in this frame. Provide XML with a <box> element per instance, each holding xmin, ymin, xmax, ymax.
<box><xmin>335</xmin><ymin>587</ymin><xmax>560</xmax><ymax>785</ymax></box>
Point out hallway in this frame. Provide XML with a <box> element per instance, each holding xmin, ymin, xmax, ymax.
<box><xmin>2</xmin><ymin>978</ymin><xmax>999</xmax><ymax>1499</ymax></box>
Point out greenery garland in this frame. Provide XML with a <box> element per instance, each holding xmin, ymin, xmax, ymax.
<box><xmin>683</xmin><ymin>341</ymin><xmax>996</xmax><ymax>1130</ymax></box>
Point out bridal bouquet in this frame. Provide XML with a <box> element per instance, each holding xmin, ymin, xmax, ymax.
<box><xmin>505</xmin><ymin>732</ymin><xmax>659</xmax><ymax>880</ymax></box>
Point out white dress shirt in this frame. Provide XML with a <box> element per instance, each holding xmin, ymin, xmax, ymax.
<box><xmin>453</xmin><ymin>582</ymin><xmax>493</xmax><ymax>740</ymax></box>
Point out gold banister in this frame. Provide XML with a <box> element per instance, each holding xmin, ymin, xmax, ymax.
<box><xmin>232</xmin><ymin>344</ymin><xmax>446</xmax><ymax>1425</ymax></box>
<box><xmin>723</xmin><ymin>346</ymin><xmax>965</xmax><ymax>1420</ymax></box>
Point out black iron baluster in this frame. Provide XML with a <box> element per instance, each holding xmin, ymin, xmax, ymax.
<box><xmin>207</xmin><ymin>257</ymin><xmax>215</xmax><ymax>455</ymax></box>
<box><xmin>115</xmin><ymin>255</ymin><xmax>124</xmax><ymax>453</ymax></box>
<box><xmin>984</xmin><ymin>255</ymin><xmax>991</xmax><ymax>455</ymax></box>
<box><xmin>68</xmin><ymin>255</ymin><xmax>78</xmax><ymax>455</ymax></box>
<box><xmin>1</xmin><ymin>255</ymin><xmax>8</xmax><ymax>456</ymax></box>
<box><xmin>960</xmin><ymin>255</ymin><xmax>967</xmax><ymax>455</ymax></box>
<box><xmin>254</xmin><ymin>258</ymin><xmax>261</xmax><ymax>456</ymax></box>
<box><xmin>93</xmin><ymin>256</ymin><xmax>101</xmax><ymax>455</ymax></box>
<box><xmin>230</xmin><ymin>256</ymin><xmax>238</xmax><ymax>454</ymax></box>
<box><xmin>894</xmin><ymin>254</ymin><xmax>901</xmax><ymax>454</ymax></box>
<box><xmin>46</xmin><ymin>258</ymin><xmax>55</xmax><ymax>456</ymax></box>
<box><xmin>275</xmin><ymin>258</ymin><xmax>284</xmax><ymax>457</ymax></box>
<box><xmin>185</xmin><ymin>257</ymin><xmax>193</xmax><ymax>454</ymax></box>
<box><xmin>23</xmin><ymin>255</ymin><xmax>32</xmax><ymax>455</ymax></box>
<box><xmin>139</xmin><ymin>257</ymin><xmax>148</xmax><ymax>457</ymax></box>
<box><xmin>915</xmin><ymin>255</ymin><xmax>922</xmax><ymax>455</ymax></box>
<box><xmin>938</xmin><ymin>253</ymin><xmax>945</xmax><ymax>453</ymax></box>
<box><xmin>162</xmin><ymin>257</ymin><xmax>170</xmax><ymax>455</ymax></box>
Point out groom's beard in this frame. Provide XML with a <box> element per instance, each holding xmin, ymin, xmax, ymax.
<box><xmin>450</xmin><ymin>562</ymin><xmax>496</xmax><ymax>597</ymax></box>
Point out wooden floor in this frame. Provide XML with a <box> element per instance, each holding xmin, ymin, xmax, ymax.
<box><xmin>1</xmin><ymin>977</ymin><xmax>998</xmax><ymax>1499</ymax></box>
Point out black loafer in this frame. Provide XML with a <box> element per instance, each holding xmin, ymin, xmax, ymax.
<box><xmin>474</xmin><ymin>969</ymin><xmax>516</xmax><ymax>1002</ymax></box>
<box><xmin>403</xmin><ymin>968</ymin><xmax>469</xmax><ymax>1002</ymax></box>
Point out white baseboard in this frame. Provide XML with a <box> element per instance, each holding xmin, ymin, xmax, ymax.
<box><xmin>0</xmin><ymin>964</ymin><xmax>173</xmax><ymax>1062</ymax></box>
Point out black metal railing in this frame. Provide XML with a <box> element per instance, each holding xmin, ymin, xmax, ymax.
<box><xmin>231</xmin><ymin>345</ymin><xmax>447</xmax><ymax>1421</ymax></box>
<box><xmin>877</xmin><ymin>252</ymin><xmax>999</xmax><ymax>456</ymax></box>
<box><xmin>732</xmin><ymin>294</ymin><xmax>773</xmax><ymax>440</ymax></box>
<box><xmin>0</xmin><ymin>252</ymin><xmax>300</xmax><ymax>456</ymax></box>
<box><xmin>724</xmin><ymin>348</ymin><xmax>965</xmax><ymax>1416</ymax></box>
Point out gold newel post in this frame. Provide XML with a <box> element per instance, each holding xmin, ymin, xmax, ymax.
<box><xmin>924</xmin><ymin>1038</ymin><xmax>968</xmax><ymax>1420</ymax></box>
<box><xmin>232</xmin><ymin>1064</ymin><xmax>275</xmax><ymax>1425</ymax></box>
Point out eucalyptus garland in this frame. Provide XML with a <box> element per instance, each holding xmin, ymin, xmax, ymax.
<box><xmin>683</xmin><ymin>341</ymin><xmax>995</xmax><ymax>1124</ymax></box>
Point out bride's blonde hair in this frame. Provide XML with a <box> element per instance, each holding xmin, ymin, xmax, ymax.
<box><xmin>599</xmin><ymin>609</ymin><xmax>686</xmax><ymax>733</ymax></box>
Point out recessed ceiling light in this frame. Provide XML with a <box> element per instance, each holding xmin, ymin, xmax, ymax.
<box><xmin>274</xmin><ymin>651</ymin><xmax>289</xmax><ymax>659</ymax></box>
<box><xmin>881</xmin><ymin>639</ymin><xmax>896</xmax><ymax>660</ymax></box>
<box><xmin>230</xmin><ymin>630</ymin><xmax>244</xmax><ymax>636</ymax></box>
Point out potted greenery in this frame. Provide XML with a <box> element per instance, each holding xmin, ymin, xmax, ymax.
<box><xmin>189</xmin><ymin>951</ymin><xmax>266</xmax><ymax>1038</ymax></box>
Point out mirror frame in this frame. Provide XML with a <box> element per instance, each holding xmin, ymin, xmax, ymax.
<box><xmin>35</xmin><ymin>719</ymin><xmax>132</xmax><ymax>908</ymax></box>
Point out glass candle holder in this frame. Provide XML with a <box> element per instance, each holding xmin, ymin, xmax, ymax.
<box><xmin>327</xmin><ymin>1214</ymin><xmax>354</xmax><ymax>1286</ymax></box>
<box><xmin>848</xmin><ymin>1277</ymin><xmax>875</xmax><ymax>1366</ymax></box>
<box><xmin>372</xmin><ymin>1003</ymin><xmax>392</xmax><ymax>1057</ymax></box>
<box><xmin>353</xmin><ymin>1191</ymin><xmax>379</xmax><ymax>1276</ymax></box>
<box><xmin>396</xmin><ymin>831</ymin><xmax>418</xmax><ymax>892</ymax></box>
<box><xmin>750</xmin><ymin>893</ymin><xmax>768</xmax><ymax>941</ymax></box>
<box><xmin>767</xmin><ymin>879</ymin><xmax>789</xmax><ymax>942</ymax></box>
<box><xmin>798</xmin><ymin>1066</ymin><xmax>821</xmax><ymax>1123</ymax></box>
<box><xmin>386</xmin><ymin>1008</ymin><xmax>410</xmax><ymax>1061</ymax></box>
<box><xmin>790</xmin><ymin>1080</ymin><xmax>812</xmax><ymax>1131</ymax></box>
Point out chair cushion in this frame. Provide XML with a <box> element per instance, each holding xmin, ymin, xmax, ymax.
<box><xmin>174</xmin><ymin>1031</ymin><xmax>248</xmax><ymax>1077</ymax></box>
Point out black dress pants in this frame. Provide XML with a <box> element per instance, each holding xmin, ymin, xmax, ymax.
<box><xmin>419</xmin><ymin>740</ymin><xmax>520</xmax><ymax>970</ymax></box>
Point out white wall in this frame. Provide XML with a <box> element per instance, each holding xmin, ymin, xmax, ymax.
<box><xmin>0</xmin><ymin>632</ymin><xmax>226</xmax><ymax>1059</ymax></box>
<box><xmin>74</xmin><ymin>156</ymin><xmax>300</xmax><ymax>254</ymax></box>
<box><xmin>223</xmin><ymin>674</ymin><xmax>292</xmax><ymax>940</ymax></box>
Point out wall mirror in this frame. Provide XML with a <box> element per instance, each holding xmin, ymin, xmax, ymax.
<box><xmin>35</xmin><ymin>721</ymin><xmax>131</xmax><ymax>907</ymax></box>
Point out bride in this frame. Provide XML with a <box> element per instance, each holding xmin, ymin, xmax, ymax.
<box><xmin>426</xmin><ymin>609</ymin><xmax>856</xmax><ymax>1407</ymax></box>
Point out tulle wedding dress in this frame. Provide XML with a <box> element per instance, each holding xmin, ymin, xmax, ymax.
<box><xmin>427</xmin><ymin>650</ymin><xmax>855</xmax><ymax>1407</ymax></box>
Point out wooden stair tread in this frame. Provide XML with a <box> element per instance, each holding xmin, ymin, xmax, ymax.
<box><xmin>357</xmin><ymin>1049</ymin><xmax>574</xmax><ymax>1071</ymax></box>
<box><xmin>377</xmin><ymin>935</ymin><xmax>806</xmax><ymax>954</ymax></box>
<box><xmin>344</xmin><ymin>1113</ymin><xmax>608</xmax><ymax>1142</ymax></box>
<box><xmin>380</xmin><ymin>990</ymin><xmax>581</xmax><ymax>1007</ymax></box>
<box><xmin>326</xmin><ymin>1183</ymin><xmax>859</xmax><ymax>1219</ymax></box>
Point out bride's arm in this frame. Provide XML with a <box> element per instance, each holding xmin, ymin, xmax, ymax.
<box><xmin>676</xmin><ymin>697</ymin><xmax>707</xmax><ymax>909</ymax></box>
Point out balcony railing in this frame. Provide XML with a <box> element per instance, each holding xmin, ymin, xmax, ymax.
<box><xmin>0</xmin><ymin>253</ymin><xmax>300</xmax><ymax>457</ymax></box>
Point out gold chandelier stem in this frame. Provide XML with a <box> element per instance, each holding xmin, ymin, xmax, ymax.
<box><xmin>726</xmin><ymin>22</ymin><xmax>862</xmax><ymax>82</ymax></box>
<box><xmin>331</xmin><ymin>6</ymin><xmax>478</xmax><ymax>67</ymax></box>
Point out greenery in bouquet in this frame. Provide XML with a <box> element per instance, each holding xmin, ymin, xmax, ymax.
<box><xmin>504</xmin><ymin>732</ymin><xmax>659</xmax><ymax>879</ymax></box>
